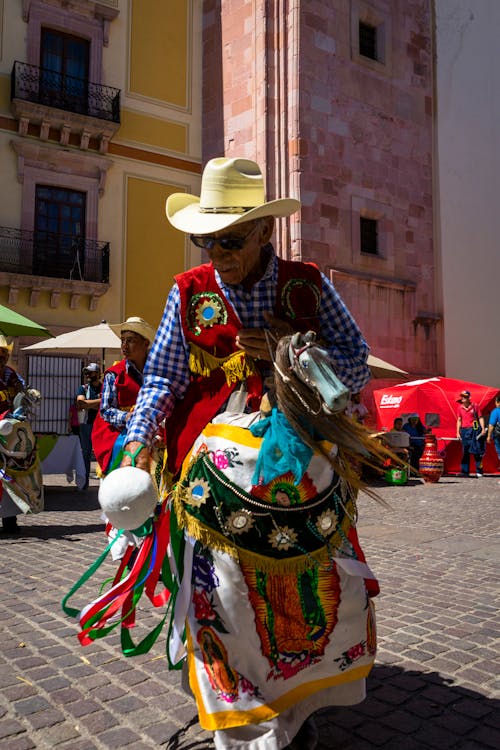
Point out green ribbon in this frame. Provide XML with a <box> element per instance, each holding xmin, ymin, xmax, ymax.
<box><xmin>61</xmin><ymin>531</ymin><xmax>124</xmax><ymax>618</ymax></box>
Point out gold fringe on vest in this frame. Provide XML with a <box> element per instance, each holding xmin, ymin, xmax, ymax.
<box><xmin>189</xmin><ymin>344</ymin><xmax>258</xmax><ymax>386</ymax></box>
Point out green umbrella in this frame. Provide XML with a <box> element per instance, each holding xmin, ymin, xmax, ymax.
<box><xmin>0</xmin><ymin>304</ymin><xmax>52</xmax><ymax>338</ymax></box>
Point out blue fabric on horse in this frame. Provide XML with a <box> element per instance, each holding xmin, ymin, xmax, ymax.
<box><xmin>249</xmin><ymin>407</ymin><xmax>313</xmax><ymax>485</ymax></box>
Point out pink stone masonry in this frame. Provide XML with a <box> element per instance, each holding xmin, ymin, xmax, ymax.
<box><xmin>203</xmin><ymin>1</ymin><xmax>437</xmax><ymax>378</ymax></box>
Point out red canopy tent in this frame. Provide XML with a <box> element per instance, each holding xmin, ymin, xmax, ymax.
<box><xmin>372</xmin><ymin>377</ymin><xmax>500</xmax><ymax>474</ymax></box>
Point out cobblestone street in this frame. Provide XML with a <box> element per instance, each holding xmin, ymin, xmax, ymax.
<box><xmin>1</xmin><ymin>472</ymin><xmax>498</xmax><ymax>749</ymax></box>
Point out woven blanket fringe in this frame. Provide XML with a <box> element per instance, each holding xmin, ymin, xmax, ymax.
<box><xmin>172</xmin><ymin>490</ymin><xmax>353</xmax><ymax>576</ymax></box>
<box><xmin>189</xmin><ymin>343</ymin><xmax>258</xmax><ymax>386</ymax></box>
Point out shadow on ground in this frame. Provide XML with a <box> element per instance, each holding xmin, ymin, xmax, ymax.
<box><xmin>316</xmin><ymin>664</ymin><xmax>499</xmax><ymax>749</ymax></box>
<box><xmin>163</xmin><ymin>665</ymin><xmax>499</xmax><ymax>750</ymax></box>
<box><xmin>3</xmin><ymin>523</ymin><xmax>105</xmax><ymax>540</ymax></box>
<box><xmin>43</xmin><ymin>485</ymin><xmax>100</xmax><ymax>511</ymax></box>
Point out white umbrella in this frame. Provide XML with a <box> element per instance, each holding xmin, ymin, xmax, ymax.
<box><xmin>23</xmin><ymin>321</ymin><xmax>121</xmax><ymax>367</ymax></box>
<box><xmin>368</xmin><ymin>354</ymin><xmax>408</xmax><ymax>380</ymax></box>
<box><xmin>23</xmin><ymin>326</ymin><xmax>407</xmax><ymax>378</ymax></box>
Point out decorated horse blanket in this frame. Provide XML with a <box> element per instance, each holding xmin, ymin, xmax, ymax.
<box><xmin>63</xmin><ymin>408</ymin><xmax>379</xmax><ymax>740</ymax></box>
<box><xmin>170</xmin><ymin>413</ymin><xmax>377</xmax><ymax>732</ymax></box>
<box><xmin>0</xmin><ymin>413</ymin><xmax>43</xmax><ymax>516</ymax></box>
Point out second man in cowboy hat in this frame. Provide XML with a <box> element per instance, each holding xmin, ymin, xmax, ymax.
<box><xmin>92</xmin><ymin>316</ymin><xmax>156</xmax><ymax>478</ymax></box>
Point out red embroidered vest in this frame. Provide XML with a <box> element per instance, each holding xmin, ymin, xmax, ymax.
<box><xmin>165</xmin><ymin>257</ymin><xmax>322</xmax><ymax>476</ymax></box>
<box><xmin>92</xmin><ymin>359</ymin><xmax>141</xmax><ymax>474</ymax></box>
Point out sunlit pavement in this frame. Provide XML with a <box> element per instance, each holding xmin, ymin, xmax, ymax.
<box><xmin>1</xmin><ymin>471</ymin><xmax>498</xmax><ymax>749</ymax></box>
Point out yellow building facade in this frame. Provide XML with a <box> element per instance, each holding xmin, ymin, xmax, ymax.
<box><xmin>0</xmin><ymin>0</ymin><xmax>202</xmax><ymax>387</ymax></box>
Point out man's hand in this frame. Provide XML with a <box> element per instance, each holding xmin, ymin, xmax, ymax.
<box><xmin>235</xmin><ymin>313</ymin><xmax>293</xmax><ymax>362</ymax></box>
<box><xmin>121</xmin><ymin>441</ymin><xmax>150</xmax><ymax>471</ymax></box>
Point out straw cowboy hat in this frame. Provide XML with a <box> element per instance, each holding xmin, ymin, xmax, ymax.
<box><xmin>166</xmin><ymin>157</ymin><xmax>300</xmax><ymax>234</ymax></box>
<box><xmin>110</xmin><ymin>317</ymin><xmax>156</xmax><ymax>344</ymax></box>
<box><xmin>0</xmin><ymin>335</ymin><xmax>13</xmax><ymax>353</ymax></box>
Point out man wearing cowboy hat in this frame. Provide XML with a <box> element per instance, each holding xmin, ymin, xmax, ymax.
<box><xmin>121</xmin><ymin>157</ymin><xmax>372</xmax><ymax>749</ymax></box>
<box><xmin>92</xmin><ymin>316</ymin><xmax>156</xmax><ymax>560</ymax></box>
<box><xmin>92</xmin><ymin>317</ymin><xmax>156</xmax><ymax>478</ymax></box>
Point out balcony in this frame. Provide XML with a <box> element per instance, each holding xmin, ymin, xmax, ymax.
<box><xmin>0</xmin><ymin>226</ymin><xmax>110</xmax><ymax>311</ymax></box>
<box><xmin>11</xmin><ymin>61</ymin><xmax>120</xmax><ymax>153</ymax></box>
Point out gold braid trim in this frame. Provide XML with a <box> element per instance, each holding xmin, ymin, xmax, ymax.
<box><xmin>172</xmin><ymin>485</ymin><xmax>354</xmax><ymax>576</ymax></box>
<box><xmin>188</xmin><ymin>343</ymin><xmax>258</xmax><ymax>386</ymax></box>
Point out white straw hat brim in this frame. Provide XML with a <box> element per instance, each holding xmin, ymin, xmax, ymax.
<box><xmin>109</xmin><ymin>318</ymin><xmax>156</xmax><ymax>343</ymax></box>
<box><xmin>166</xmin><ymin>193</ymin><xmax>300</xmax><ymax>234</ymax></box>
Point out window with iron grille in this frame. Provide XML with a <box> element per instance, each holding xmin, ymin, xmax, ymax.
<box><xmin>40</xmin><ymin>28</ymin><xmax>90</xmax><ymax>113</ymax></box>
<box><xmin>360</xmin><ymin>217</ymin><xmax>378</xmax><ymax>255</ymax></box>
<box><xmin>27</xmin><ymin>355</ymin><xmax>83</xmax><ymax>434</ymax></box>
<box><xmin>359</xmin><ymin>21</ymin><xmax>378</xmax><ymax>61</ymax></box>
<box><xmin>34</xmin><ymin>186</ymin><xmax>86</xmax><ymax>279</ymax></box>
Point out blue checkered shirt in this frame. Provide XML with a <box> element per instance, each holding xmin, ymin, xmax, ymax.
<box><xmin>100</xmin><ymin>360</ymin><xmax>144</xmax><ymax>429</ymax></box>
<box><xmin>126</xmin><ymin>247</ymin><xmax>371</xmax><ymax>446</ymax></box>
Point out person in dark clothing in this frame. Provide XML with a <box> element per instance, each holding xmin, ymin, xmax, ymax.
<box><xmin>403</xmin><ymin>413</ymin><xmax>426</xmax><ymax>471</ymax></box>
<box><xmin>76</xmin><ymin>363</ymin><xmax>102</xmax><ymax>490</ymax></box>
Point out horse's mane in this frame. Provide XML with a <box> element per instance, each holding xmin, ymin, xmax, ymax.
<box><xmin>272</xmin><ymin>336</ymin><xmax>398</xmax><ymax>502</ymax></box>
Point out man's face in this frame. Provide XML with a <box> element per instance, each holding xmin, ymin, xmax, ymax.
<box><xmin>85</xmin><ymin>369</ymin><xmax>100</xmax><ymax>383</ymax></box>
<box><xmin>203</xmin><ymin>218</ymin><xmax>273</xmax><ymax>286</ymax></box>
<box><xmin>0</xmin><ymin>347</ymin><xmax>9</xmax><ymax>367</ymax></box>
<box><xmin>394</xmin><ymin>419</ymin><xmax>403</xmax><ymax>430</ymax></box>
<box><xmin>120</xmin><ymin>332</ymin><xmax>149</xmax><ymax>365</ymax></box>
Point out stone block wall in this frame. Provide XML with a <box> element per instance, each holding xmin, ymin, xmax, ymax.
<box><xmin>203</xmin><ymin>0</ymin><xmax>439</xmax><ymax>377</ymax></box>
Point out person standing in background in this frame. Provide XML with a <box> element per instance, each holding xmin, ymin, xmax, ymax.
<box><xmin>92</xmin><ymin>317</ymin><xmax>156</xmax><ymax>477</ymax></box>
<box><xmin>486</xmin><ymin>392</ymin><xmax>500</xmax><ymax>471</ymax></box>
<box><xmin>345</xmin><ymin>392</ymin><xmax>369</xmax><ymax>424</ymax></box>
<box><xmin>68</xmin><ymin>399</ymin><xmax>80</xmax><ymax>435</ymax></box>
<box><xmin>76</xmin><ymin>363</ymin><xmax>102</xmax><ymax>490</ymax></box>
<box><xmin>456</xmin><ymin>390</ymin><xmax>485</xmax><ymax>477</ymax></box>
<box><xmin>92</xmin><ymin>316</ymin><xmax>156</xmax><ymax>561</ymax></box>
<box><xmin>403</xmin><ymin>413</ymin><xmax>426</xmax><ymax>471</ymax></box>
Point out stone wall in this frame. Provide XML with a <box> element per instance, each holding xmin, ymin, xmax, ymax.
<box><xmin>203</xmin><ymin>0</ymin><xmax>438</xmax><ymax>377</ymax></box>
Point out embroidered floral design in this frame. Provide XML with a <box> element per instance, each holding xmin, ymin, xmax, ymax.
<box><xmin>193</xmin><ymin>590</ymin><xmax>218</xmax><ymax>621</ymax></box>
<box><xmin>187</xmin><ymin>478</ymin><xmax>210</xmax><ymax>507</ymax></box>
<box><xmin>333</xmin><ymin>640</ymin><xmax>366</xmax><ymax>671</ymax></box>
<box><xmin>192</xmin><ymin>547</ymin><xmax>261</xmax><ymax>705</ymax></box>
<box><xmin>187</xmin><ymin>292</ymin><xmax>228</xmax><ymax>335</ymax></box>
<box><xmin>268</xmin><ymin>525</ymin><xmax>298</xmax><ymax>551</ymax></box>
<box><xmin>192</xmin><ymin>548</ymin><xmax>227</xmax><ymax>633</ymax></box>
<box><xmin>210</xmin><ymin>447</ymin><xmax>243</xmax><ymax>470</ymax></box>
<box><xmin>239</xmin><ymin>674</ymin><xmax>260</xmax><ymax>698</ymax></box>
<box><xmin>192</xmin><ymin>547</ymin><xmax>219</xmax><ymax>593</ymax></box>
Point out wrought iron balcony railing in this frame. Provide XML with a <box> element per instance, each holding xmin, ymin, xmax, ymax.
<box><xmin>0</xmin><ymin>226</ymin><xmax>110</xmax><ymax>284</ymax></box>
<box><xmin>11</xmin><ymin>61</ymin><xmax>120</xmax><ymax>124</ymax></box>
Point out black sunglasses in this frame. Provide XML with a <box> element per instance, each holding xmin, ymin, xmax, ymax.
<box><xmin>190</xmin><ymin>223</ymin><xmax>259</xmax><ymax>251</ymax></box>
